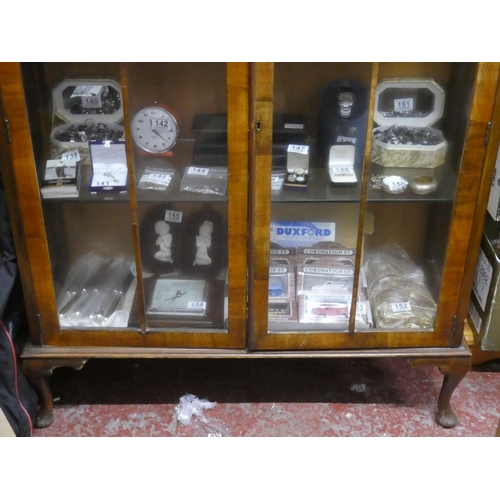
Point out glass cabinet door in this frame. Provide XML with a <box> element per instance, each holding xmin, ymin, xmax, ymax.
<box><xmin>249</xmin><ymin>62</ymin><xmax>492</xmax><ymax>350</ymax></box>
<box><xmin>19</xmin><ymin>62</ymin><xmax>248</xmax><ymax>348</ymax></box>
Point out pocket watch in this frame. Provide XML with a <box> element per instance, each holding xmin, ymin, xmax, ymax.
<box><xmin>131</xmin><ymin>103</ymin><xmax>179</xmax><ymax>155</ymax></box>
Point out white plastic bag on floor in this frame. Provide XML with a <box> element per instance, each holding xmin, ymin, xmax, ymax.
<box><xmin>175</xmin><ymin>394</ymin><xmax>230</xmax><ymax>437</ymax></box>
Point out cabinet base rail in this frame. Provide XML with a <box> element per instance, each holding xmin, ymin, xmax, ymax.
<box><xmin>21</xmin><ymin>341</ymin><xmax>471</xmax><ymax>430</ymax></box>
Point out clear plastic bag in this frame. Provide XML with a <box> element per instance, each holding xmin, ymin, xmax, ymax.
<box><xmin>364</xmin><ymin>244</ymin><xmax>436</xmax><ymax>329</ymax></box>
<box><xmin>175</xmin><ymin>394</ymin><xmax>230</xmax><ymax>437</ymax></box>
<box><xmin>137</xmin><ymin>166</ymin><xmax>175</xmax><ymax>191</ymax></box>
<box><xmin>180</xmin><ymin>166</ymin><xmax>228</xmax><ymax>196</ymax></box>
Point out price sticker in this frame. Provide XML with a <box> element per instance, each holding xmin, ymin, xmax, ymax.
<box><xmin>332</xmin><ymin>166</ymin><xmax>354</xmax><ymax>174</ymax></box>
<box><xmin>472</xmin><ymin>249</ymin><xmax>493</xmax><ymax>310</ymax></box>
<box><xmin>152</xmin><ymin>118</ymin><xmax>171</xmax><ymax>131</ymax></box>
<box><xmin>271</xmin><ymin>175</ymin><xmax>285</xmax><ymax>190</ymax></box>
<box><xmin>145</xmin><ymin>172</ymin><xmax>172</xmax><ymax>185</ymax></box>
<box><xmin>62</xmin><ymin>149</ymin><xmax>81</xmax><ymax>162</ymax></box>
<box><xmin>388</xmin><ymin>179</ymin><xmax>407</xmax><ymax>190</ymax></box>
<box><xmin>287</xmin><ymin>144</ymin><xmax>308</xmax><ymax>154</ymax></box>
<box><xmin>391</xmin><ymin>302</ymin><xmax>412</xmax><ymax>313</ymax></box>
<box><xmin>188</xmin><ymin>166</ymin><xmax>209</xmax><ymax>176</ymax></box>
<box><xmin>381</xmin><ymin>176</ymin><xmax>408</xmax><ymax>194</ymax></box>
<box><xmin>336</xmin><ymin>135</ymin><xmax>357</xmax><ymax>144</ymax></box>
<box><xmin>82</xmin><ymin>95</ymin><xmax>102</xmax><ymax>109</ymax></box>
<box><xmin>356</xmin><ymin>302</ymin><xmax>367</xmax><ymax>315</ymax></box>
<box><xmin>129</xmin><ymin>262</ymin><xmax>137</xmax><ymax>277</ymax></box>
<box><xmin>394</xmin><ymin>98</ymin><xmax>414</xmax><ymax>112</ymax></box>
<box><xmin>188</xmin><ymin>301</ymin><xmax>207</xmax><ymax>310</ymax></box>
<box><xmin>164</xmin><ymin>210</ymin><xmax>183</xmax><ymax>223</ymax></box>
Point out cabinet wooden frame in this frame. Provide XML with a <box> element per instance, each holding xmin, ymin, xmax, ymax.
<box><xmin>0</xmin><ymin>62</ymin><xmax>249</xmax><ymax>350</ymax></box>
<box><xmin>2</xmin><ymin>62</ymin><xmax>500</xmax><ymax>431</ymax></box>
<box><xmin>248</xmin><ymin>62</ymin><xmax>500</xmax><ymax>351</ymax></box>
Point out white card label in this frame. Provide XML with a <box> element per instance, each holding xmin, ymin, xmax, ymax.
<box><xmin>391</xmin><ymin>302</ymin><xmax>411</xmax><ymax>312</ymax></box>
<box><xmin>287</xmin><ymin>144</ymin><xmax>308</xmax><ymax>154</ymax></box>
<box><xmin>82</xmin><ymin>95</ymin><xmax>102</xmax><ymax>109</ymax></box>
<box><xmin>188</xmin><ymin>166</ymin><xmax>209</xmax><ymax>176</ymax></box>
<box><xmin>61</xmin><ymin>149</ymin><xmax>81</xmax><ymax>162</ymax></box>
<box><xmin>164</xmin><ymin>209</ymin><xmax>183</xmax><ymax>223</ymax></box>
<box><xmin>356</xmin><ymin>302</ymin><xmax>367</xmax><ymax>315</ymax></box>
<box><xmin>472</xmin><ymin>249</ymin><xmax>493</xmax><ymax>311</ymax></box>
<box><xmin>151</xmin><ymin>118</ymin><xmax>172</xmax><ymax>131</ymax></box>
<box><xmin>129</xmin><ymin>262</ymin><xmax>137</xmax><ymax>277</ymax></box>
<box><xmin>188</xmin><ymin>301</ymin><xmax>206</xmax><ymax>310</ymax></box>
<box><xmin>271</xmin><ymin>175</ymin><xmax>285</xmax><ymax>190</ymax></box>
<box><xmin>336</xmin><ymin>135</ymin><xmax>356</xmax><ymax>144</ymax></box>
<box><xmin>394</xmin><ymin>98</ymin><xmax>414</xmax><ymax>112</ymax></box>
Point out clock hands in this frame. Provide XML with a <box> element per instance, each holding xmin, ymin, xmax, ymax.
<box><xmin>163</xmin><ymin>290</ymin><xmax>187</xmax><ymax>304</ymax></box>
<box><xmin>153</xmin><ymin>129</ymin><xmax>171</xmax><ymax>143</ymax></box>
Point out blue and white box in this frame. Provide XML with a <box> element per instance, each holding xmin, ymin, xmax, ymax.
<box><xmin>270</xmin><ymin>221</ymin><xmax>336</xmax><ymax>248</ymax></box>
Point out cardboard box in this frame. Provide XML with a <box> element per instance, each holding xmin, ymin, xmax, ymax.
<box><xmin>469</xmin><ymin>222</ymin><xmax>500</xmax><ymax>350</ymax></box>
<box><xmin>268</xmin><ymin>264</ymin><xmax>295</xmax><ymax>300</ymax></box>
<box><xmin>486</xmin><ymin>144</ymin><xmax>500</xmax><ymax>221</ymax></box>
<box><xmin>268</xmin><ymin>300</ymin><xmax>298</xmax><ymax>323</ymax></box>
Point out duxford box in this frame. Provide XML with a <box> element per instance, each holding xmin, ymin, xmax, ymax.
<box><xmin>370</xmin><ymin>79</ymin><xmax>447</xmax><ymax>168</ymax></box>
<box><xmin>469</xmin><ymin>220</ymin><xmax>500</xmax><ymax>350</ymax></box>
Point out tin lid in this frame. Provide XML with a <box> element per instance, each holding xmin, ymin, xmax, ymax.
<box><xmin>52</xmin><ymin>79</ymin><xmax>123</xmax><ymax>124</ymax></box>
<box><xmin>373</xmin><ymin>79</ymin><xmax>445</xmax><ymax>128</ymax></box>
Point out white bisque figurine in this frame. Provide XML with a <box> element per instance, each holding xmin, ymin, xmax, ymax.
<box><xmin>193</xmin><ymin>220</ymin><xmax>213</xmax><ymax>266</ymax></box>
<box><xmin>154</xmin><ymin>220</ymin><xmax>173</xmax><ymax>263</ymax></box>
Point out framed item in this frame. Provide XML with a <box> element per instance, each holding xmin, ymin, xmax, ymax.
<box><xmin>139</xmin><ymin>203</ymin><xmax>182</xmax><ymax>275</ymax></box>
<box><xmin>140</xmin><ymin>276</ymin><xmax>226</xmax><ymax>328</ymax></box>
<box><xmin>177</xmin><ymin>204</ymin><xmax>228</xmax><ymax>279</ymax></box>
<box><xmin>149</xmin><ymin>278</ymin><xmax>208</xmax><ymax>316</ymax></box>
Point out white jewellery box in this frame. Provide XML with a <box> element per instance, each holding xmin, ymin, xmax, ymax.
<box><xmin>50</xmin><ymin>79</ymin><xmax>124</xmax><ymax>165</ymax></box>
<box><xmin>370</xmin><ymin>79</ymin><xmax>447</xmax><ymax>168</ymax></box>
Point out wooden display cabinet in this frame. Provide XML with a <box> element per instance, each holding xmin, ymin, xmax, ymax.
<box><xmin>1</xmin><ymin>62</ymin><xmax>499</xmax><ymax>430</ymax></box>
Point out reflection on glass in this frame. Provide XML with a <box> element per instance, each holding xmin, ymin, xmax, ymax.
<box><xmin>268</xmin><ymin>63</ymin><xmax>373</xmax><ymax>333</ymax></box>
<box><xmin>125</xmin><ymin>63</ymin><xmax>229</xmax><ymax>331</ymax></box>
<box><xmin>361</xmin><ymin>63</ymin><xmax>477</xmax><ymax>330</ymax></box>
<box><xmin>21</xmin><ymin>63</ymin><xmax>138</xmax><ymax>330</ymax></box>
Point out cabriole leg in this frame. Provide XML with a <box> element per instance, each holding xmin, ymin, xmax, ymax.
<box><xmin>409</xmin><ymin>355</ymin><xmax>470</xmax><ymax>429</ymax></box>
<box><xmin>22</xmin><ymin>358</ymin><xmax>88</xmax><ymax>428</ymax></box>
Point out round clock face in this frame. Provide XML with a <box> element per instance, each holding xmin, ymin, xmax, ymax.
<box><xmin>131</xmin><ymin>106</ymin><xmax>179</xmax><ymax>154</ymax></box>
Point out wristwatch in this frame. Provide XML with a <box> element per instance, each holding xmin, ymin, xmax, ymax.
<box><xmin>339</xmin><ymin>91</ymin><xmax>354</xmax><ymax>119</ymax></box>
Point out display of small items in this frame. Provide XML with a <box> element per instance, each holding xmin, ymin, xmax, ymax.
<box><xmin>373</xmin><ymin>125</ymin><xmax>442</xmax><ymax>146</ymax></box>
<box><xmin>61</xmin><ymin>84</ymin><xmax>121</xmax><ymax>115</ymax></box>
<box><xmin>53</xmin><ymin>120</ymin><xmax>124</xmax><ymax>143</ymax></box>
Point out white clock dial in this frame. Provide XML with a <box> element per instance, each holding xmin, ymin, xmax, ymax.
<box><xmin>131</xmin><ymin>105</ymin><xmax>179</xmax><ymax>154</ymax></box>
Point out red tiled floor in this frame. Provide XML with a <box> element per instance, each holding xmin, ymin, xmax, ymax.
<box><xmin>31</xmin><ymin>357</ymin><xmax>500</xmax><ymax>437</ymax></box>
